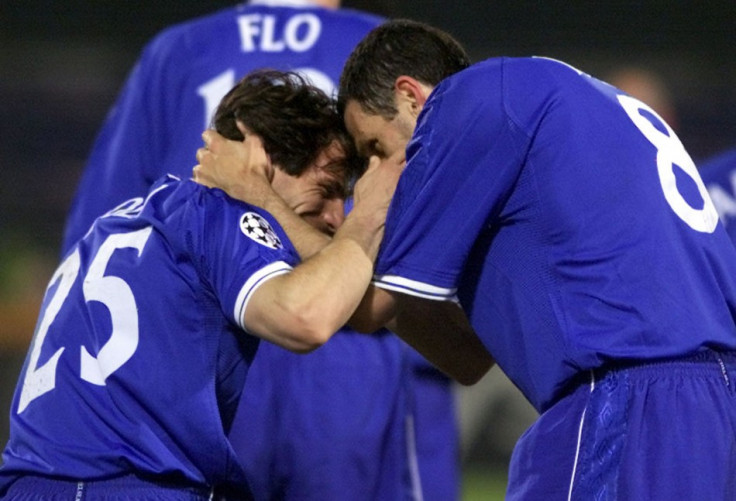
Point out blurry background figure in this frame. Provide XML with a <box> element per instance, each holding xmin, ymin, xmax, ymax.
<box><xmin>604</xmin><ymin>64</ymin><xmax>736</xmax><ymax>252</ymax></box>
<box><xmin>702</xmin><ymin>148</ymin><xmax>736</xmax><ymax>245</ymax></box>
<box><xmin>604</xmin><ymin>65</ymin><xmax>679</xmax><ymax>131</ymax></box>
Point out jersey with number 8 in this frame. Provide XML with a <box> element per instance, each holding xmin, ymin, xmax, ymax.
<box><xmin>373</xmin><ymin>56</ymin><xmax>736</xmax><ymax>413</ymax></box>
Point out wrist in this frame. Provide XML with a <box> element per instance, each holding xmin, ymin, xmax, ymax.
<box><xmin>228</xmin><ymin>181</ymin><xmax>278</xmax><ymax>210</ymax></box>
<box><xmin>335</xmin><ymin>209</ymin><xmax>385</xmax><ymax>261</ymax></box>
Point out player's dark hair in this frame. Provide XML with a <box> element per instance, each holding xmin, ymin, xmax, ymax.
<box><xmin>338</xmin><ymin>19</ymin><xmax>470</xmax><ymax>118</ymax></box>
<box><xmin>213</xmin><ymin>69</ymin><xmax>363</xmax><ymax>191</ymax></box>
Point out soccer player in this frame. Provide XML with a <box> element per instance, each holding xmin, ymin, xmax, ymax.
<box><xmin>332</xmin><ymin>19</ymin><xmax>736</xmax><ymax>500</ymax></box>
<box><xmin>61</xmin><ymin>0</ymin><xmax>384</xmax><ymax>248</ymax></box>
<box><xmin>59</xmin><ymin>1</ymin><xmax>460</xmax><ymax>498</ymax></box>
<box><xmin>0</xmin><ymin>70</ymin><xmax>398</xmax><ymax>499</ymax></box>
<box><xmin>701</xmin><ymin>148</ymin><xmax>736</xmax><ymax>244</ymax></box>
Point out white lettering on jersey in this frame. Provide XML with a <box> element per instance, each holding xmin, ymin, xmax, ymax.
<box><xmin>618</xmin><ymin>94</ymin><xmax>718</xmax><ymax>233</ymax></box>
<box><xmin>237</xmin><ymin>13</ymin><xmax>322</xmax><ymax>53</ymax></box>
<box><xmin>80</xmin><ymin>227</ymin><xmax>152</xmax><ymax>386</ymax></box>
<box><xmin>197</xmin><ymin>69</ymin><xmax>236</xmax><ymax>130</ymax></box>
<box><xmin>197</xmin><ymin>68</ymin><xmax>335</xmax><ymax>128</ymax></box>
<box><xmin>17</xmin><ymin>227</ymin><xmax>153</xmax><ymax>413</ymax></box>
<box><xmin>17</xmin><ymin>250</ymin><xmax>79</xmax><ymax>413</ymax></box>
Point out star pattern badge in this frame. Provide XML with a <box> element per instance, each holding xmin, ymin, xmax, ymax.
<box><xmin>239</xmin><ymin>212</ymin><xmax>283</xmax><ymax>250</ymax></box>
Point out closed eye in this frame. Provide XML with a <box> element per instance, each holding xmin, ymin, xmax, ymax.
<box><xmin>358</xmin><ymin>139</ymin><xmax>381</xmax><ymax>159</ymax></box>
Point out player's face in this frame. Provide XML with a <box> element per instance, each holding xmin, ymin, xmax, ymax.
<box><xmin>343</xmin><ymin>100</ymin><xmax>415</xmax><ymax>160</ymax></box>
<box><xmin>271</xmin><ymin>140</ymin><xmax>348</xmax><ymax>236</ymax></box>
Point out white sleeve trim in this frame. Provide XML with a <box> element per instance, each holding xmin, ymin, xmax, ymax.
<box><xmin>234</xmin><ymin>261</ymin><xmax>293</xmax><ymax>329</ymax></box>
<box><xmin>373</xmin><ymin>274</ymin><xmax>459</xmax><ymax>302</ymax></box>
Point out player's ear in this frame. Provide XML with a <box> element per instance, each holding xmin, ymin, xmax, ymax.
<box><xmin>236</xmin><ymin>120</ymin><xmax>252</xmax><ymax>141</ymax></box>
<box><xmin>394</xmin><ymin>76</ymin><xmax>430</xmax><ymax>116</ymax></box>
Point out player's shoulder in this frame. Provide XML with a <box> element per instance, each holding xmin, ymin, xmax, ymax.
<box><xmin>132</xmin><ymin>176</ymin><xmax>283</xmax><ymax>248</ymax></box>
<box><xmin>484</xmin><ymin>56</ymin><xmax>590</xmax><ymax>82</ymax></box>
<box><xmin>157</xmin><ymin>177</ymin><xmax>278</xmax><ymax>234</ymax></box>
<box><xmin>430</xmin><ymin>58</ymin><xmax>505</xmax><ymax>106</ymax></box>
<box><xmin>495</xmin><ymin>56</ymin><xmax>602</xmax><ymax>103</ymax></box>
<box><xmin>155</xmin><ymin>5</ymin><xmax>240</xmax><ymax>38</ymax></box>
<box><xmin>142</xmin><ymin>5</ymin><xmax>241</xmax><ymax>56</ymax></box>
<box><xmin>147</xmin><ymin>175</ymin><xmax>246</xmax><ymax>214</ymax></box>
<box><xmin>320</xmin><ymin>6</ymin><xmax>384</xmax><ymax>29</ymax></box>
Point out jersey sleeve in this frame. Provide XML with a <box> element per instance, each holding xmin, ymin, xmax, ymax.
<box><xmin>61</xmin><ymin>27</ymin><xmax>190</xmax><ymax>254</ymax></box>
<box><xmin>190</xmin><ymin>190</ymin><xmax>299</xmax><ymax>332</ymax></box>
<box><xmin>374</xmin><ymin>61</ymin><xmax>530</xmax><ymax>300</ymax></box>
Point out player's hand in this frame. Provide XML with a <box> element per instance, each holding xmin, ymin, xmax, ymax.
<box><xmin>351</xmin><ymin>150</ymin><xmax>405</xmax><ymax>225</ymax></box>
<box><xmin>193</xmin><ymin>123</ymin><xmax>277</xmax><ymax>207</ymax></box>
<box><xmin>336</xmin><ymin>151</ymin><xmax>404</xmax><ymax>260</ymax></box>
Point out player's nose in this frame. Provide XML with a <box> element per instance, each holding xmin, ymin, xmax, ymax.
<box><xmin>323</xmin><ymin>199</ymin><xmax>346</xmax><ymax>234</ymax></box>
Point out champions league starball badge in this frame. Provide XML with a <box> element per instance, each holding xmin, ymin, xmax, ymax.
<box><xmin>239</xmin><ymin>212</ymin><xmax>283</xmax><ymax>249</ymax></box>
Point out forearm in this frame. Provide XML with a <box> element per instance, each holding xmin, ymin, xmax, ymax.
<box><xmin>258</xmin><ymin>193</ymin><xmax>331</xmax><ymax>260</ymax></box>
<box><xmin>353</xmin><ymin>287</ymin><xmax>494</xmax><ymax>385</ymax></box>
<box><xmin>243</xmin><ymin>207</ymin><xmax>383</xmax><ymax>351</ymax></box>
<box><xmin>397</xmin><ymin>297</ymin><xmax>493</xmax><ymax>385</ymax></box>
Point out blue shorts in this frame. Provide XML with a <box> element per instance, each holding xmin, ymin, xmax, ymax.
<box><xmin>507</xmin><ymin>350</ymin><xmax>736</xmax><ymax>500</ymax></box>
<box><xmin>0</xmin><ymin>473</ymin><xmax>221</xmax><ymax>500</ymax></box>
<box><xmin>229</xmin><ymin>329</ymin><xmax>412</xmax><ymax>500</ymax></box>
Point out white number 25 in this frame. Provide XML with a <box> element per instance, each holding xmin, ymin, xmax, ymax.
<box><xmin>17</xmin><ymin>227</ymin><xmax>152</xmax><ymax>413</ymax></box>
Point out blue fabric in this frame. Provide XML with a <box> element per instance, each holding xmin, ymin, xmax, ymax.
<box><xmin>230</xmin><ymin>331</ymin><xmax>411</xmax><ymax>500</ymax></box>
<box><xmin>408</xmin><ymin>358</ymin><xmax>460</xmax><ymax>501</ymax></box>
<box><xmin>1</xmin><ymin>472</ymin><xmax>231</xmax><ymax>500</ymax></box>
<box><xmin>508</xmin><ymin>351</ymin><xmax>736</xmax><ymax>500</ymax></box>
<box><xmin>0</xmin><ymin>177</ymin><xmax>295</xmax><ymax>497</ymax></box>
<box><xmin>375</xmin><ymin>56</ymin><xmax>736</xmax><ymax>412</ymax></box>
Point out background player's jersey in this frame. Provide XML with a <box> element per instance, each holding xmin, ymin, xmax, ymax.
<box><xmin>61</xmin><ymin>1</ymin><xmax>383</xmax><ymax>251</ymax></box>
<box><xmin>374</xmin><ymin>57</ymin><xmax>736</xmax><ymax>412</ymax></box>
<box><xmin>0</xmin><ymin>176</ymin><xmax>299</xmax><ymax>494</ymax></box>
<box><xmin>701</xmin><ymin>148</ymin><xmax>736</xmax><ymax>245</ymax></box>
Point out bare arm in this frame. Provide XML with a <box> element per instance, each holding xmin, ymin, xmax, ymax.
<box><xmin>244</xmin><ymin>212</ymin><xmax>381</xmax><ymax>352</ymax></box>
<box><xmin>234</xmin><ymin>151</ymin><xmax>402</xmax><ymax>352</ymax></box>
<box><xmin>350</xmin><ymin>286</ymin><xmax>494</xmax><ymax>385</ymax></box>
<box><xmin>193</xmin><ymin>131</ymin><xmax>491</xmax><ymax>382</ymax></box>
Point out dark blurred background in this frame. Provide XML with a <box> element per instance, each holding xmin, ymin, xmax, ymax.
<box><xmin>1</xmin><ymin>1</ymin><xmax>735</xmax><ymax>493</ymax></box>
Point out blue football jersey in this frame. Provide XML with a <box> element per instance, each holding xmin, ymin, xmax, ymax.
<box><xmin>701</xmin><ymin>148</ymin><xmax>736</xmax><ymax>245</ymax></box>
<box><xmin>374</xmin><ymin>57</ymin><xmax>736</xmax><ymax>412</ymax></box>
<box><xmin>61</xmin><ymin>1</ymin><xmax>383</xmax><ymax>252</ymax></box>
<box><xmin>0</xmin><ymin>176</ymin><xmax>299</xmax><ymax>494</ymax></box>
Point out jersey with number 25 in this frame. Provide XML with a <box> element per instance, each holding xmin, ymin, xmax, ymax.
<box><xmin>374</xmin><ymin>57</ymin><xmax>736</xmax><ymax>413</ymax></box>
<box><xmin>0</xmin><ymin>176</ymin><xmax>299</xmax><ymax>493</ymax></box>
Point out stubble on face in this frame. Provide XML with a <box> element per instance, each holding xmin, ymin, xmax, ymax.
<box><xmin>344</xmin><ymin>100</ymin><xmax>415</xmax><ymax>161</ymax></box>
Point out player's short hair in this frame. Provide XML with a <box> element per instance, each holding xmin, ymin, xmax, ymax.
<box><xmin>213</xmin><ymin>69</ymin><xmax>363</xmax><ymax>193</ymax></box>
<box><xmin>338</xmin><ymin>19</ymin><xmax>470</xmax><ymax>119</ymax></box>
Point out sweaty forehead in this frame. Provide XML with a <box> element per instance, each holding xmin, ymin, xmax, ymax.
<box><xmin>344</xmin><ymin>102</ymin><xmax>380</xmax><ymax>156</ymax></box>
<box><xmin>344</xmin><ymin>102</ymin><xmax>372</xmax><ymax>137</ymax></box>
<box><xmin>310</xmin><ymin>142</ymin><xmax>352</xmax><ymax>193</ymax></box>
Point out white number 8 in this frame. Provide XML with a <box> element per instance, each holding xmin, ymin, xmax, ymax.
<box><xmin>618</xmin><ymin>94</ymin><xmax>718</xmax><ymax>233</ymax></box>
<box><xmin>18</xmin><ymin>227</ymin><xmax>152</xmax><ymax>413</ymax></box>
